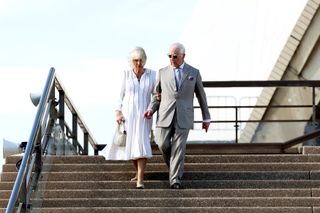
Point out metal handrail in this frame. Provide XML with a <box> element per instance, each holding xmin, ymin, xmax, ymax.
<box><xmin>202</xmin><ymin>80</ymin><xmax>320</xmax><ymax>87</ymax></box>
<box><xmin>6</xmin><ymin>68</ymin><xmax>56</xmax><ymax>212</ymax></box>
<box><xmin>5</xmin><ymin>68</ymin><xmax>103</xmax><ymax>212</ymax></box>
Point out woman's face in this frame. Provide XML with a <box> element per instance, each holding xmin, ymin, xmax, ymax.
<box><xmin>132</xmin><ymin>58</ymin><xmax>144</xmax><ymax>71</ymax></box>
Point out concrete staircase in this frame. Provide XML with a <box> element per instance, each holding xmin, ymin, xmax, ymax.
<box><xmin>2</xmin><ymin>147</ymin><xmax>320</xmax><ymax>212</ymax></box>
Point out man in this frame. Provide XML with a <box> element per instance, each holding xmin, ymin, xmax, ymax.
<box><xmin>144</xmin><ymin>42</ymin><xmax>210</xmax><ymax>189</ymax></box>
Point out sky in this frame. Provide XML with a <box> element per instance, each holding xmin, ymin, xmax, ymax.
<box><xmin>0</xmin><ymin>0</ymin><xmax>308</xmax><ymax>166</ymax></box>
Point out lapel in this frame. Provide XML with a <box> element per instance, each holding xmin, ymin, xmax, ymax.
<box><xmin>166</xmin><ymin>66</ymin><xmax>177</xmax><ymax>90</ymax></box>
<box><xmin>180</xmin><ymin>63</ymin><xmax>191</xmax><ymax>86</ymax></box>
<box><xmin>165</xmin><ymin>64</ymin><xmax>191</xmax><ymax>91</ymax></box>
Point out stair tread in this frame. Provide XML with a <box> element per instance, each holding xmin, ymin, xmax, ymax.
<box><xmin>22</xmin><ymin>207</ymin><xmax>315</xmax><ymax>213</ymax></box>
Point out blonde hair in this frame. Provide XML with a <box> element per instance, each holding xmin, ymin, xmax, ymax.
<box><xmin>129</xmin><ymin>47</ymin><xmax>147</xmax><ymax>68</ymax></box>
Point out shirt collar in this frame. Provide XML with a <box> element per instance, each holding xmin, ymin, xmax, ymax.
<box><xmin>173</xmin><ymin>62</ymin><xmax>185</xmax><ymax>70</ymax></box>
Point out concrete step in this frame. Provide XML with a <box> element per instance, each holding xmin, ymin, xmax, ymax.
<box><xmin>36</xmin><ymin>180</ymin><xmax>320</xmax><ymax>190</ymax></box>
<box><xmin>0</xmin><ymin>200</ymin><xmax>7</xmax><ymax>209</ymax></box>
<box><xmin>1</xmin><ymin>168</ymin><xmax>320</xmax><ymax>181</ymax></box>
<box><xmin>1</xmin><ymin>171</ymin><xmax>312</xmax><ymax>182</ymax></box>
<box><xmin>29</xmin><ymin>197</ymin><xmax>320</xmax><ymax>208</ymax></box>
<box><xmin>106</xmin><ymin>154</ymin><xmax>320</xmax><ymax>163</ymax></box>
<box><xmin>0</xmin><ymin>190</ymin><xmax>11</xmax><ymax>199</ymax></box>
<box><xmin>51</xmin><ymin>154</ymin><xmax>320</xmax><ymax>163</ymax></box>
<box><xmin>30</xmin><ymin>189</ymin><xmax>314</xmax><ymax>199</ymax></box>
<box><xmin>48</xmin><ymin>170</ymin><xmax>310</xmax><ymax>181</ymax></box>
<box><xmin>0</xmin><ymin>182</ymin><xmax>14</xmax><ymax>190</ymax></box>
<box><xmin>6</xmin><ymin>154</ymin><xmax>320</xmax><ymax>165</ymax></box>
<box><xmin>1</xmin><ymin>189</ymin><xmax>317</xmax><ymax>208</ymax></box>
<box><xmin>4</xmin><ymin>155</ymin><xmax>105</xmax><ymax>164</ymax></box>
<box><xmin>5</xmin><ymin>162</ymin><xmax>320</xmax><ymax>172</ymax></box>
<box><xmin>21</xmin><ymin>207</ymin><xmax>317</xmax><ymax>213</ymax></box>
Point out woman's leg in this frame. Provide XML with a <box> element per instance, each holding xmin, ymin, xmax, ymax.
<box><xmin>136</xmin><ymin>158</ymin><xmax>147</xmax><ymax>188</ymax></box>
<box><xmin>131</xmin><ymin>159</ymin><xmax>138</xmax><ymax>181</ymax></box>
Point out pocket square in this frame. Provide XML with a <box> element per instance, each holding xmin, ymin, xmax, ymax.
<box><xmin>188</xmin><ymin>76</ymin><xmax>194</xmax><ymax>81</ymax></box>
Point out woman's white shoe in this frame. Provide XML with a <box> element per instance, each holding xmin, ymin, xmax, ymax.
<box><xmin>136</xmin><ymin>182</ymin><xmax>144</xmax><ymax>189</ymax></box>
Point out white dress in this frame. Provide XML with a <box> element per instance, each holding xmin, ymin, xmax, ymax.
<box><xmin>103</xmin><ymin>68</ymin><xmax>156</xmax><ymax>160</ymax></box>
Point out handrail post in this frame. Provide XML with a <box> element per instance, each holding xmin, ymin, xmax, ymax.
<box><xmin>58</xmin><ymin>90</ymin><xmax>65</xmax><ymax>133</ymax></box>
<box><xmin>20</xmin><ymin>176</ymin><xmax>27</xmax><ymax>212</ymax></box>
<box><xmin>72</xmin><ymin>113</ymin><xmax>78</xmax><ymax>152</ymax></box>
<box><xmin>83</xmin><ymin>133</ymin><xmax>89</xmax><ymax>155</ymax></box>
<box><xmin>35</xmin><ymin>122</ymin><xmax>42</xmax><ymax>166</ymax></box>
<box><xmin>312</xmin><ymin>86</ymin><xmax>316</xmax><ymax>145</ymax></box>
<box><xmin>34</xmin><ymin>129</ymin><xmax>42</xmax><ymax>180</ymax></box>
<box><xmin>235</xmin><ymin>106</ymin><xmax>239</xmax><ymax>143</ymax></box>
<box><xmin>58</xmin><ymin>90</ymin><xmax>65</xmax><ymax>154</ymax></box>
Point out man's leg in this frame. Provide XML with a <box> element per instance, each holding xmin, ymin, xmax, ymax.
<box><xmin>155</xmin><ymin>127</ymin><xmax>173</xmax><ymax>167</ymax></box>
<box><xmin>170</xmin><ymin>127</ymin><xmax>189</xmax><ymax>186</ymax></box>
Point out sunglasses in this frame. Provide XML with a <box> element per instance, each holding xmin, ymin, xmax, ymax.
<box><xmin>168</xmin><ymin>54</ymin><xmax>178</xmax><ymax>59</ymax></box>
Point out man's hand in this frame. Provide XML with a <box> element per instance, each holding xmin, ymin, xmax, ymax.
<box><xmin>202</xmin><ymin>121</ymin><xmax>210</xmax><ymax>132</ymax></box>
<box><xmin>144</xmin><ymin>110</ymin><xmax>153</xmax><ymax>119</ymax></box>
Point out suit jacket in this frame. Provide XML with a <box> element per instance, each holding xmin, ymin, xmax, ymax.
<box><xmin>149</xmin><ymin>63</ymin><xmax>211</xmax><ymax>129</ymax></box>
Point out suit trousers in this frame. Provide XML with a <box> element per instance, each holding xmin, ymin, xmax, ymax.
<box><xmin>155</xmin><ymin>113</ymin><xmax>189</xmax><ymax>186</ymax></box>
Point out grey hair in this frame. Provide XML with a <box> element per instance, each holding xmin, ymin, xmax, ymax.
<box><xmin>129</xmin><ymin>47</ymin><xmax>147</xmax><ymax>67</ymax></box>
<box><xmin>170</xmin><ymin>42</ymin><xmax>185</xmax><ymax>54</ymax></box>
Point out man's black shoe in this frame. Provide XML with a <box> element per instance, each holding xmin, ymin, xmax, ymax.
<box><xmin>170</xmin><ymin>183</ymin><xmax>182</xmax><ymax>189</ymax></box>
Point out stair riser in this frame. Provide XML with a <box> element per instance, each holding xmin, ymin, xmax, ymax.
<box><xmin>4</xmin><ymin>163</ymin><xmax>320</xmax><ymax>172</ymax></box>
<box><xmin>6</xmin><ymin>155</ymin><xmax>320</xmax><ymax>164</ymax></box>
<box><xmin>106</xmin><ymin>155</ymin><xmax>320</xmax><ymax>163</ymax></box>
<box><xmin>0</xmin><ymin>191</ymin><xmax>12</xmax><ymax>199</ymax></box>
<box><xmin>24</xmin><ymin>207</ymin><xmax>316</xmax><ymax>213</ymax></box>
<box><xmin>15</xmin><ymin>180</ymin><xmax>317</xmax><ymax>191</ymax></box>
<box><xmin>1</xmin><ymin>171</ymin><xmax>309</xmax><ymax>182</ymax></box>
<box><xmin>0</xmin><ymin>201</ymin><xmax>7</xmax><ymax>209</ymax></box>
<box><xmin>30</xmin><ymin>197</ymin><xmax>320</xmax><ymax>208</ymax></box>
<box><xmin>31</xmin><ymin>189</ymin><xmax>312</xmax><ymax>199</ymax></box>
<box><xmin>36</xmin><ymin>180</ymin><xmax>320</xmax><ymax>190</ymax></box>
<box><xmin>4</xmin><ymin>156</ymin><xmax>105</xmax><ymax>164</ymax></box>
<box><xmin>0</xmin><ymin>183</ymin><xmax>14</xmax><ymax>190</ymax></box>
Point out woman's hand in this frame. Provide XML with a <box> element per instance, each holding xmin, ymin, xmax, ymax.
<box><xmin>156</xmin><ymin>92</ymin><xmax>161</xmax><ymax>101</ymax></box>
<box><xmin>116</xmin><ymin>110</ymin><xmax>124</xmax><ymax>124</ymax></box>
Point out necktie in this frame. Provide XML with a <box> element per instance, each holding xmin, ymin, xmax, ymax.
<box><xmin>175</xmin><ymin>68</ymin><xmax>182</xmax><ymax>89</ymax></box>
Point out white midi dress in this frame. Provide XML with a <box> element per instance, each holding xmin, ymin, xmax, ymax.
<box><xmin>103</xmin><ymin>68</ymin><xmax>156</xmax><ymax>160</ymax></box>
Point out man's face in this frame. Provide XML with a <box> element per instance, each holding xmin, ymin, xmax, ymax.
<box><xmin>168</xmin><ymin>47</ymin><xmax>185</xmax><ymax>68</ymax></box>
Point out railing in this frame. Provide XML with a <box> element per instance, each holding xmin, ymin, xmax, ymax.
<box><xmin>193</xmin><ymin>80</ymin><xmax>320</xmax><ymax>145</ymax></box>
<box><xmin>5</xmin><ymin>68</ymin><xmax>104</xmax><ymax>213</ymax></box>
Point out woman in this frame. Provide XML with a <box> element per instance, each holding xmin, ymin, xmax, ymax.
<box><xmin>103</xmin><ymin>47</ymin><xmax>156</xmax><ymax>189</ymax></box>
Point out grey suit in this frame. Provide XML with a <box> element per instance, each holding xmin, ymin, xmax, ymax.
<box><xmin>149</xmin><ymin>63</ymin><xmax>210</xmax><ymax>186</ymax></box>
